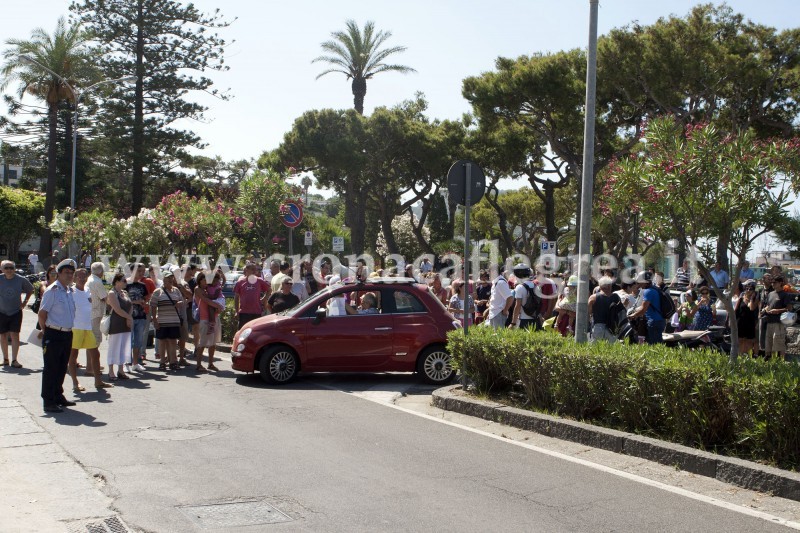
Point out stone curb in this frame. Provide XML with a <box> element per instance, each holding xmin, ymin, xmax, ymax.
<box><xmin>432</xmin><ymin>385</ymin><xmax>800</xmax><ymax>501</ymax></box>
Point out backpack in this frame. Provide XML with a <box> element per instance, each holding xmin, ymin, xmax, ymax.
<box><xmin>606</xmin><ymin>295</ymin><xmax>627</xmax><ymax>335</ymax></box>
<box><xmin>657</xmin><ymin>287</ymin><xmax>676</xmax><ymax>320</ymax></box>
<box><xmin>521</xmin><ymin>282</ymin><xmax>542</xmax><ymax>318</ymax></box>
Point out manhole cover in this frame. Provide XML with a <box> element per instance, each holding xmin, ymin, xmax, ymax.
<box><xmin>179</xmin><ymin>499</ymin><xmax>292</xmax><ymax>528</ymax></box>
<box><xmin>134</xmin><ymin>422</ymin><xmax>228</xmax><ymax>441</ymax></box>
<box><xmin>65</xmin><ymin>516</ymin><xmax>132</xmax><ymax>533</ymax></box>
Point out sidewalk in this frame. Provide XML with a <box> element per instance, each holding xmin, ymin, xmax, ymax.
<box><xmin>0</xmin><ymin>380</ymin><xmax>122</xmax><ymax>532</ymax></box>
<box><xmin>0</xmin><ymin>314</ymin><xmax>125</xmax><ymax>533</ymax></box>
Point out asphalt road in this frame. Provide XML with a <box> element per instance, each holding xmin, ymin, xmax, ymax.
<box><xmin>1</xmin><ymin>310</ymin><xmax>798</xmax><ymax>532</ymax></box>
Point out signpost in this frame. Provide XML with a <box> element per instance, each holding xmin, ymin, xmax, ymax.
<box><xmin>281</xmin><ymin>201</ymin><xmax>303</xmax><ymax>257</ymax></box>
<box><xmin>541</xmin><ymin>241</ymin><xmax>557</xmax><ymax>254</ymax></box>
<box><xmin>447</xmin><ymin>159</ymin><xmax>486</xmax><ymax>337</ymax></box>
<box><xmin>304</xmin><ymin>231</ymin><xmax>313</xmax><ymax>246</ymax></box>
<box><xmin>332</xmin><ymin>236</ymin><xmax>344</xmax><ymax>252</ymax></box>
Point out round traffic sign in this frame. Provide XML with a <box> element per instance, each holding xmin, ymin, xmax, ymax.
<box><xmin>446</xmin><ymin>159</ymin><xmax>485</xmax><ymax>206</ymax></box>
<box><xmin>281</xmin><ymin>201</ymin><xmax>303</xmax><ymax>228</ymax></box>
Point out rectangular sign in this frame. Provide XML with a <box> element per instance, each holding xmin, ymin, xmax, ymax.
<box><xmin>541</xmin><ymin>241</ymin><xmax>557</xmax><ymax>253</ymax></box>
<box><xmin>332</xmin><ymin>236</ymin><xmax>344</xmax><ymax>252</ymax></box>
<box><xmin>304</xmin><ymin>231</ymin><xmax>313</xmax><ymax>246</ymax></box>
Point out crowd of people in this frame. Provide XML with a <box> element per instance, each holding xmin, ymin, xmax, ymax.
<box><xmin>2</xmin><ymin>252</ymin><xmax>796</xmax><ymax>413</ymax></box>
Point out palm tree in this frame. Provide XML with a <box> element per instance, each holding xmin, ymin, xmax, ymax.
<box><xmin>313</xmin><ymin>20</ymin><xmax>415</xmax><ymax>115</ymax></box>
<box><xmin>301</xmin><ymin>175</ymin><xmax>312</xmax><ymax>206</ymax></box>
<box><xmin>1</xmin><ymin>17</ymin><xmax>93</xmax><ymax>263</ymax></box>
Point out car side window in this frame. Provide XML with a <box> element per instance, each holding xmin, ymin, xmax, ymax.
<box><xmin>391</xmin><ymin>290</ymin><xmax>426</xmax><ymax>314</ymax></box>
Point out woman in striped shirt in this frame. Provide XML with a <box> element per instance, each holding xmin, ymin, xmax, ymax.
<box><xmin>149</xmin><ymin>271</ymin><xmax>185</xmax><ymax>372</ymax></box>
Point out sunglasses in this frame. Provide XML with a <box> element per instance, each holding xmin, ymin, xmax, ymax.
<box><xmin>700</xmin><ymin>292</ymin><xmax>709</xmax><ymax>295</ymax></box>
<box><xmin>2</xmin><ymin>266</ymin><xmax>15</xmax><ymax>270</ymax></box>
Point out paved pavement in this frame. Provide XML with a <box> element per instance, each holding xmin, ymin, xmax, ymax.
<box><xmin>2</xmin><ymin>308</ymin><xmax>800</xmax><ymax>532</ymax></box>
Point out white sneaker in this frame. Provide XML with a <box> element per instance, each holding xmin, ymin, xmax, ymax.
<box><xmin>133</xmin><ymin>364</ymin><xmax>146</xmax><ymax>372</ymax></box>
<box><xmin>123</xmin><ymin>364</ymin><xmax>132</xmax><ymax>373</ymax></box>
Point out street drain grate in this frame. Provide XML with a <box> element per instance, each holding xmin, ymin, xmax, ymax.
<box><xmin>65</xmin><ymin>516</ymin><xmax>132</xmax><ymax>533</ymax></box>
<box><xmin>179</xmin><ymin>499</ymin><xmax>293</xmax><ymax>528</ymax></box>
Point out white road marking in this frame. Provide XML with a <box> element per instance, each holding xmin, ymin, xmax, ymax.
<box><xmin>342</xmin><ymin>386</ymin><xmax>800</xmax><ymax>531</ymax></box>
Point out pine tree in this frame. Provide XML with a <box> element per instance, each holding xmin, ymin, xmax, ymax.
<box><xmin>70</xmin><ymin>0</ymin><xmax>233</xmax><ymax>214</ymax></box>
<box><xmin>427</xmin><ymin>191</ymin><xmax>451</xmax><ymax>245</ymax></box>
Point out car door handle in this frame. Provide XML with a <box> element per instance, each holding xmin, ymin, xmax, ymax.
<box><xmin>374</xmin><ymin>327</ymin><xmax>392</xmax><ymax>331</ymax></box>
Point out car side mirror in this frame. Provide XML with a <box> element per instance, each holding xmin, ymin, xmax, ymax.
<box><xmin>314</xmin><ymin>307</ymin><xmax>326</xmax><ymax>324</ymax></box>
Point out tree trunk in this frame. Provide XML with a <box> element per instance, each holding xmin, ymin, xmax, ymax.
<box><xmin>716</xmin><ymin>225</ymin><xmax>731</xmax><ymax>271</ymax></box>
<box><xmin>351</xmin><ymin>77</ymin><xmax>366</xmax><ymax>115</ymax></box>
<box><xmin>544</xmin><ymin>183</ymin><xmax>558</xmax><ymax>241</ymax></box>
<box><xmin>39</xmin><ymin>102</ymin><xmax>59</xmax><ymax>265</ymax></box>
<box><xmin>379</xmin><ymin>202</ymin><xmax>400</xmax><ymax>255</ymax></box>
<box><xmin>131</xmin><ymin>0</ymin><xmax>145</xmax><ymax>214</ymax></box>
<box><xmin>350</xmin><ymin>186</ymin><xmax>367</xmax><ymax>254</ymax></box>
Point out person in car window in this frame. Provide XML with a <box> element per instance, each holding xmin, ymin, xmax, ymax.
<box><xmin>345</xmin><ymin>292</ymin><xmax>379</xmax><ymax>315</ymax></box>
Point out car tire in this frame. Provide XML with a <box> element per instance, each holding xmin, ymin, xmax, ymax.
<box><xmin>258</xmin><ymin>346</ymin><xmax>299</xmax><ymax>385</ymax></box>
<box><xmin>417</xmin><ymin>346</ymin><xmax>455</xmax><ymax>385</ymax></box>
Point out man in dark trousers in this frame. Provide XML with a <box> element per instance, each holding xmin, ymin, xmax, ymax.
<box><xmin>37</xmin><ymin>259</ymin><xmax>78</xmax><ymax>413</ymax></box>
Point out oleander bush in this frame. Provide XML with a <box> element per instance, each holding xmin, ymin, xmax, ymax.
<box><xmin>447</xmin><ymin>328</ymin><xmax>800</xmax><ymax>470</ymax></box>
<box><xmin>220</xmin><ymin>299</ymin><xmax>238</xmax><ymax>343</ymax></box>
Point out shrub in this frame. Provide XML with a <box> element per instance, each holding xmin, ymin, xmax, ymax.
<box><xmin>220</xmin><ymin>299</ymin><xmax>237</xmax><ymax>343</ymax></box>
<box><xmin>447</xmin><ymin>328</ymin><xmax>800</xmax><ymax>470</ymax></box>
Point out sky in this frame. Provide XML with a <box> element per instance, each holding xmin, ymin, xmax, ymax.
<box><xmin>3</xmin><ymin>0</ymin><xmax>800</xmax><ymax>258</ymax></box>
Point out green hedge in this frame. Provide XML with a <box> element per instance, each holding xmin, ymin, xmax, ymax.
<box><xmin>447</xmin><ymin>328</ymin><xmax>800</xmax><ymax>470</ymax></box>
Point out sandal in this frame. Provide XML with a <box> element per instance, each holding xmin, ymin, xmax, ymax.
<box><xmin>73</xmin><ymin>385</ymin><xmax>86</xmax><ymax>393</ymax></box>
<box><xmin>208</xmin><ymin>364</ymin><xmax>219</xmax><ymax>371</ymax></box>
<box><xmin>108</xmin><ymin>375</ymin><xmax>118</xmax><ymax>382</ymax></box>
<box><xmin>117</xmin><ymin>372</ymin><xmax>130</xmax><ymax>380</ymax></box>
<box><xmin>170</xmin><ymin>363</ymin><xmax>180</xmax><ymax>372</ymax></box>
<box><xmin>195</xmin><ymin>365</ymin><xmax>208</xmax><ymax>374</ymax></box>
<box><xmin>159</xmin><ymin>362</ymin><xmax>167</xmax><ymax>371</ymax></box>
<box><xmin>179</xmin><ymin>359</ymin><xmax>189</xmax><ymax>367</ymax></box>
<box><xmin>95</xmin><ymin>382</ymin><xmax>113</xmax><ymax>389</ymax></box>
<box><xmin>11</xmin><ymin>360</ymin><xmax>22</xmax><ymax>369</ymax></box>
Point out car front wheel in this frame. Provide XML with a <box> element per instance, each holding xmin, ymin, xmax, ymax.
<box><xmin>259</xmin><ymin>346</ymin><xmax>299</xmax><ymax>385</ymax></box>
<box><xmin>417</xmin><ymin>346</ymin><xmax>455</xmax><ymax>385</ymax></box>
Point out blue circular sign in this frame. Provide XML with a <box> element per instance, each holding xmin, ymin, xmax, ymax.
<box><xmin>281</xmin><ymin>201</ymin><xmax>303</xmax><ymax>228</ymax></box>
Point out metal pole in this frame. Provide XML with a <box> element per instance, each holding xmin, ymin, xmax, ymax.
<box><xmin>289</xmin><ymin>226</ymin><xmax>294</xmax><ymax>257</ymax></box>
<box><xmin>70</xmin><ymin>102</ymin><xmax>79</xmax><ymax>211</ymax></box>
<box><xmin>463</xmin><ymin>163</ymin><xmax>471</xmax><ymax>337</ymax></box>
<box><xmin>574</xmin><ymin>0</ymin><xmax>599</xmax><ymax>343</ymax></box>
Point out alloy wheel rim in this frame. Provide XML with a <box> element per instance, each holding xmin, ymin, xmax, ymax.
<box><xmin>423</xmin><ymin>351</ymin><xmax>452</xmax><ymax>382</ymax></box>
<box><xmin>270</xmin><ymin>351</ymin><xmax>296</xmax><ymax>382</ymax></box>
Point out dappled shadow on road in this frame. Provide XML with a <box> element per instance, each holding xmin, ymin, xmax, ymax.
<box><xmin>44</xmin><ymin>408</ymin><xmax>107</xmax><ymax>427</ymax></box>
<box><xmin>233</xmin><ymin>373</ymin><xmax>320</xmax><ymax>391</ymax></box>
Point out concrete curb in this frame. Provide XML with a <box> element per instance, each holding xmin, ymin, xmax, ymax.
<box><xmin>432</xmin><ymin>385</ymin><xmax>800</xmax><ymax>501</ymax></box>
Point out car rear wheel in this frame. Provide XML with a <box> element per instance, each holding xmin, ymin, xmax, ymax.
<box><xmin>259</xmin><ymin>346</ymin><xmax>299</xmax><ymax>384</ymax></box>
<box><xmin>417</xmin><ymin>346</ymin><xmax>455</xmax><ymax>385</ymax></box>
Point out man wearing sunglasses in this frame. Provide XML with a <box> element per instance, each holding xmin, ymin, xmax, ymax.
<box><xmin>0</xmin><ymin>260</ymin><xmax>34</xmax><ymax>368</ymax></box>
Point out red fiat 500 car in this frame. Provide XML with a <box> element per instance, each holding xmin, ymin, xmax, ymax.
<box><xmin>230</xmin><ymin>278</ymin><xmax>459</xmax><ymax>385</ymax></box>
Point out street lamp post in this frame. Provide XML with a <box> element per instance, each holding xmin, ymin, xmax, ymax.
<box><xmin>19</xmin><ymin>55</ymin><xmax>134</xmax><ymax>214</ymax></box>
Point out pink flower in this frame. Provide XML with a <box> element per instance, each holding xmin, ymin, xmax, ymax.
<box><xmin>207</xmin><ymin>237</ymin><xmax>214</xmax><ymax>245</ymax></box>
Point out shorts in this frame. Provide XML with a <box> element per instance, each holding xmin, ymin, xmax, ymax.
<box><xmin>156</xmin><ymin>326</ymin><xmax>181</xmax><ymax>340</ymax></box>
<box><xmin>71</xmin><ymin>328</ymin><xmax>98</xmax><ymax>350</ymax></box>
<box><xmin>484</xmin><ymin>313</ymin><xmax>507</xmax><ymax>328</ymax></box>
<box><xmin>131</xmin><ymin>319</ymin><xmax>148</xmax><ymax>351</ymax></box>
<box><xmin>198</xmin><ymin>319</ymin><xmax>220</xmax><ymax>348</ymax></box>
<box><xmin>238</xmin><ymin>313</ymin><xmax>261</xmax><ymax>330</ymax></box>
<box><xmin>765</xmin><ymin>322</ymin><xmax>786</xmax><ymax>353</ymax></box>
<box><xmin>0</xmin><ymin>311</ymin><xmax>22</xmax><ymax>334</ymax></box>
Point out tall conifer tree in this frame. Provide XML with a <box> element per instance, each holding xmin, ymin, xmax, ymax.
<box><xmin>70</xmin><ymin>0</ymin><xmax>233</xmax><ymax>213</ymax></box>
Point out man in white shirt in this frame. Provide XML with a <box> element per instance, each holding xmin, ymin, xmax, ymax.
<box><xmin>28</xmin><ymin>252</ymin><xmax>39</xmax><ymax>273</ymax></box>
<box><xmin>85</xmin><ymin>262</ymin><xmax>108</xmax><ymax>349</ymax></box>
<box><xmin>485</xmin><ymin>265</ymin><xmax>514</xmax><ymax>328</ymax></box>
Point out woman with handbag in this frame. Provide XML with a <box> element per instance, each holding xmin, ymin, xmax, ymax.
<box><xmin>150</xmin><ymin>271</ymin><xmax>184</xmax><ymax>372</ymax></box>
<box><xmin>106</xmin><ymin>273</ymin><xmax>134</xmax><ymax>381</ymax></box>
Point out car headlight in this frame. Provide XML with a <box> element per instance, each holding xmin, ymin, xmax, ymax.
<box><xmin>238</xmin><ymin>328</ymin><xmax>252</xmax><ymax>342</ymax></box>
